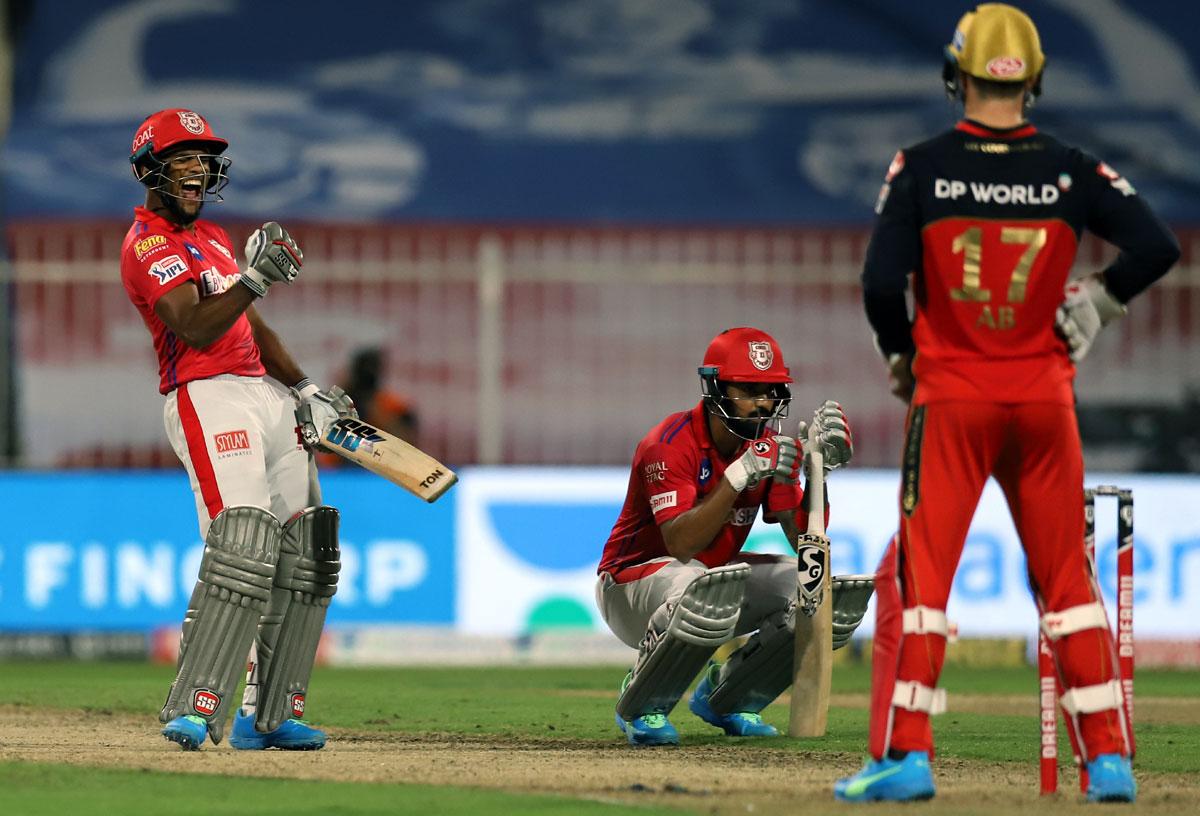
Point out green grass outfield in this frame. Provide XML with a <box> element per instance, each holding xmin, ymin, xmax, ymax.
<box><xmin>0</xmin><ymin>660</ymin><xmax>1196</xmax><ymax>814</ymax></box>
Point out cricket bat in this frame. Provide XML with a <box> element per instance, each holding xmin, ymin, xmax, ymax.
<box><xmin>789</xmin><ymin>423</ymin><xmax>832</xmax><ymax>737</ymax></box>
<box><xmin>320</xmin><ymin>417</ymin><xmax>458</xmax><ymax>502</ymax></box>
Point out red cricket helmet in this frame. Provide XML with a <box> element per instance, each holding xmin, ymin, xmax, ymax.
<box><xmin>699</xmin><ymin>327</ymin><xmax>792</xmax><ymax>440</ymax></box>
<box><xmin>129</xmin><ymin>109</ymin><xmax>232</xmax><ymax>217</ymax></box>
<box><xmin>700</xmin><ymin>327</ymin><xmax>792</xmax><ymax>383</ymax></box>
<box><xmin>130</xmin><ymin>108</ymin><xmax>228</xmax><ymax>167</ymax></box>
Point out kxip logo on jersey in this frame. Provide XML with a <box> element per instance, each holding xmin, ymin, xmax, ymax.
<box><xmin>148</xmin><ymin>255</ymin><xmax>187</xmax><ymax>284</ymax></box>
<box><xmin>748</xmin><ymin>342</ymin><xmax>774</xmax><ymax>370</ymax></box>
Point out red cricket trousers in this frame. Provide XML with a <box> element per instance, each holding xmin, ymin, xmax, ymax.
<box><xmin>869</xmin><ymin>400</ymin><xmax>1129</xmax><ymax>760</ymax></box>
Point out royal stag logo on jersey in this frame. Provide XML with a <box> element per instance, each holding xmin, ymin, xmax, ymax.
<box><xmin>192</xmin><ymin>689</ymin><xmax>220</xmax><ymax>717</ymax></box>
<box><xmin>177</xmin><ymin>110</ymin><xmax>207</xmax><ymax>135</ymax></box>
<box><xmin>747</xmin><ymin>341</ymin><xmax>774</xmax><ymax>371</ymax></box>
<box><xmin>796</xmin><ymin>536</ymin><xmax>827</xmax><ymax>616</ymax></box>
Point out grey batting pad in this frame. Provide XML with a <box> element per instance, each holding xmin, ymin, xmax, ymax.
<box><xmin>615</xmin><ymin>563</ymin><xmax>749</xmax><ymax>721</ymax></box>
<box><xmin>160</xmin><ymin>506</ymin><xmax>281</xmax><ymax>744</ymax></box>
<box><xmin>707</xmin><ymin>605</ymin><xmax>794</xmax><ymax>715</ymax></box>
<box><xmin>707</xmin><ymin>574</ymin><xmax>876</xmax><ymax>715</ymax></box>
<box><xmin>255</xmin><ymin>506</ymin><xmax>340</xmax><ymax>733</ymax></box>
<box><xmin>831</xmin><ymin>575</ymin><xmax>875</xmax><ymax>649</ymax></box>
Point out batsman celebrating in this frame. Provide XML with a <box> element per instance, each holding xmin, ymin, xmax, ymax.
<box><xmin>836</xmin><ymin>4</ymin><xmax>1179</xmax><ymax>803</ymax></box>
<box><xmin>121</xmin><ymin>109</ymin><xmax>358</xmax><ymax>751</ymax></box>
<box><xmin>596</xmin><ymin>327</ymin><xmax>872</xmax><ymax>746</ymax></box>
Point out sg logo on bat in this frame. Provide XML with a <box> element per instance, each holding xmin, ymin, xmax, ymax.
<box><xmin>796</xmin><ymin>533</ymin><xmax>828</xmax><ymax>617</ymax></box>
<box><xmin>325</xmin><ymin>418</ymin><xmax>384</xmax><ymax>453</ymax></box>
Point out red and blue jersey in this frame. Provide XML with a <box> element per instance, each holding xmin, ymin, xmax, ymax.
<box><xmin>120</xmin><ymin>207</ymin><xmax>264</xmax><ymax>394</ymax></box>
<box><xmin>598</xmin><ymin>402</ymin><xmax>808</xmax><ymax>581</ymax></box>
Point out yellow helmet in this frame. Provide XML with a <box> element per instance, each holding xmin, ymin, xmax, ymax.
<box><xmin>943</xmin><ymin>3</ymin><xmax>1045</xmax><ymax>99</ymax></box>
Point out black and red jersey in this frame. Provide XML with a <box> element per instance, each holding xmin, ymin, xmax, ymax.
<box><xmin>864</xmin><ymin>119</ymin><xmax>1179</xmax><ymax>404</ymax></box>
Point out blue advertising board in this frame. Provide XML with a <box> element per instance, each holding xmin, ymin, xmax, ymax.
<box><xmin>0</xmin><ymin>471</ymin><xmax>454</xmax><ymax>630</ymax></box>
<box><xmin>1</xmin><ymin>469</ymin><xmax>1197</xmax><ymax>638</ymax></box>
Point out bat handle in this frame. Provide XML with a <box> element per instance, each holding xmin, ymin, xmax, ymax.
<box><xmin>806</xmin><ymin>423</ymin><xmax>825</xmax><ymax>537</ymax></box>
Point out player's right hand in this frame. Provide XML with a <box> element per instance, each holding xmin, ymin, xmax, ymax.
<box><xmin>886</xmin><ymin>352</ymin><xmax>915</xmax><ymax>404</ymax></box>
<box><xmin>240</xmin><ymin>221</ymin><xmax>303</xmax><ymax>297</ymax></box>
<box><xmin>723</xmin><ymin>435</ymin><xmax>798</xmax><ymax>493</ymax></box>
<box><xmin>1055</xmin><ymin>274</ymin><xmax>1126</xmax><ymax>363</ymax></box>
<box><xmin>294</xmin><ymin>383</ymin><xmax>357</xmax><ymax>450</ymax></box>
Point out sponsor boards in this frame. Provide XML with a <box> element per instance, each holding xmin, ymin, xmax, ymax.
<box><xmin>649</xmin><ymin>490</ymin><xmax>677</xmax><ymax>514</ymax></box>
<box><xmin>148</xmin><ymin>254</ymin><xmax>187</xmax><ymax>285</ymax></box>
<box><xmin>133</xmin><ymin>234</ymin><xmax>168</xmax><ymax>261</ymax></box>
<box><xmin>934</xmin><ymin>178</ymin><xmax>1060</xmax><ymax>205</ymax></box>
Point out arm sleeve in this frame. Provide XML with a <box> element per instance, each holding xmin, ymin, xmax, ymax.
<box><xmin>123</xmin><ymin>235</ymin><xmax>197</xmax><ymax>310</ymax></box>
<box><xmin>637</xmin><ymin>442</ymin><xmax>698</xmax><ymax>526</ymax></box>
<box><xmin>1079</xmin><ymin>153</ymin><xmax>1181</xmax><ymax>303</ymax></box>
<box><xmin>862</xmin><ymin>153</ymin><xmax>919</xmax><ymax>355</ymax></box>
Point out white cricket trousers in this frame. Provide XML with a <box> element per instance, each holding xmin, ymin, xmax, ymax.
<box><xmin>596</xmin><ymin>554</ymin><xmax>796</xmax><ymax>649</ymax></box>
<box><xmin>164</xmin><ymin>375</ymin><xmax>320</xmax><ymax>538</ymax></box>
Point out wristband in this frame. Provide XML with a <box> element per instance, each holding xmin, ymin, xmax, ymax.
<box><xmin>723</xmin><ymin>458</ymin><xmax>750</xmax><ymax>493</ymax></box>
<box><xmin>294</xmin><ymin>378</ymin><xmax>321</xmax><ymax>400</ymax></box>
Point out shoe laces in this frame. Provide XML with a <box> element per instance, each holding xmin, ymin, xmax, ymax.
<box><xmin>640</xmin><ymin>713</ymin><xmax>668</xmax><ymax>728</ymax></box>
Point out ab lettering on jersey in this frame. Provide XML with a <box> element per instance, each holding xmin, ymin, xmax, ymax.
<box><xmin>935</xmin><ymin>178</ymin><xmax>1060</xmax><ymax>205</ymax></box>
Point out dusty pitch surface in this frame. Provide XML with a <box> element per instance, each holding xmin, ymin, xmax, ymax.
<box><xmin>1</xmin><ymin>704</ymin><xmax>1196</xmax><ymax>815</ymax></box>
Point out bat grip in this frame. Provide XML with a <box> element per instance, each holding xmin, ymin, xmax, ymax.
<box><xmin>805</xmin><ymin>424</ymin><xmax>825</xmax><ymax>537</ymax></box>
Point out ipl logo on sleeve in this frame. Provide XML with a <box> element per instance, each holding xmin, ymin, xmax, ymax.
<box><xmin>148</xmin><ymin>255</ymin><xmax>187</xmax><ymax>285</ymax></box>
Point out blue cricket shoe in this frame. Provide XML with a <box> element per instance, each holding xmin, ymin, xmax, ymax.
<box><xmin>229</xmin><ymin>708</ymin><xmax>327</xmax><ymax>750</ymax></box>
<box><xmin>1086</xmin><ymin>754</ymin><xmax>1136</xmax><ymax>803</ymax></box>
<box><xmin>615</xmin><ymin>711</ymin><xmax>679</xmax><ymax>746</ymax></box>
<box><xmin>687</xmin><ymin>668</ymin><xmax>779</xmax><ymax>737</ymax></box>
<box><xmin>162</xmin><ymin>714</ymin><xmax>207</xmax><ymax>751</ymax></box>
<box><xmin>834</xmin><ymin>751</ymin><xmax>936</xmax><ymax>802</ymax></box>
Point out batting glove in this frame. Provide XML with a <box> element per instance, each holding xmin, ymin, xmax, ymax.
<box><xmin>241</xmin><ymin>221</ymin><xmax>303</xmax><ymax>297</ymax></box>
<box><xmin>1055</xmin><ymin>275</ymin><xmax>1126</xmax><ymax>363</ymax></box>
<box><xmin>293</xmin><ymin>380</ymin><xmax>357</xmax><ymax>449</ymax></box>
<box><xmin>798</xmin><ymin>400</ymin><xmax>853</xmax><ymax>472</ymax></box>
<box><xmin>724</xmin><ymin>435</ymin><xmax>799</xmax><ymax>493</ymax></box>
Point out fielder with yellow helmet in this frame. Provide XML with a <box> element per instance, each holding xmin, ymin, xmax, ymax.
<box><xmin>836</xmin><ymin>3</ymin><xmax>1179</xmax><ymax>804</ymax></box>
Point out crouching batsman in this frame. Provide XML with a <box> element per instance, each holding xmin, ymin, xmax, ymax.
<box><xmin>121</xmin><ymin>109</ymin><xmax>359</xmax><ymax>750</ymax></box>
<box><xmin>835</xmin><ymin>4</ymin><xmax>1179</xmax><ymax>804</ymax></box>
<box><xmin>595</xmin><ymin>327</ymin><xmax>873</xmax><ymax>746</ymax></box>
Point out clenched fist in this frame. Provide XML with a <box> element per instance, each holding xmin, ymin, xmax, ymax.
<box><xmin>724</xmin><ymin>435</ymin><xmax>799</xmax><ymax>492</ymax></box>
<box><xmin>240</xmin><ymin>221</ymin><xmax>303</xmax><ymax>297</ymax></box>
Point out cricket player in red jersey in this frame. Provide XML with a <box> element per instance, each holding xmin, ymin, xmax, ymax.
<box><xmin>835</xmin><ymin>4</ymin><xmax>1180</xmax><ymax>803</ymax></box>
<box><xmin>121</xmin><ymin>109</ymin><xmax>358</xmax><ymax>751</ymax></box>
<box><xmin>596</xmin><ymin>327</ymin><xmax>872</xmax><ymax>745</ymax></box>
